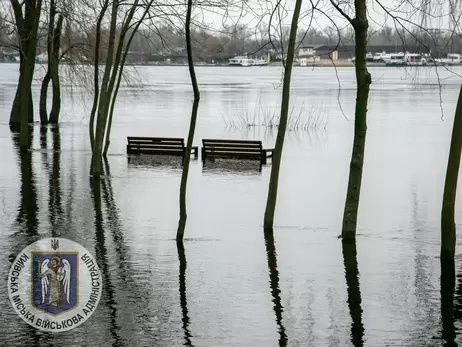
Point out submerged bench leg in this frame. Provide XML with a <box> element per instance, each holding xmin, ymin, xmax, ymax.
<box><xmin>261</xmin><ymin>150</ymin><xmax>267</xmax><ymax>165</ymax></box>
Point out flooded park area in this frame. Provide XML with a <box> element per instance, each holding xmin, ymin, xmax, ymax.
<box><xmin>1</xmin><ymin>63</ymin><xmax>462</xmax><ymax>346</ymax></box>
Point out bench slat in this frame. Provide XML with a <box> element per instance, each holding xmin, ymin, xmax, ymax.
<box><xmin>204</xmin><ymin>144</ymin><xmax>262</xmax><ymax>151</ymax></box>
<box><xmin>128</xmin><ymin>136</ymin><xmax>184</xmax><ymax>142</ymax></box>
<box><xmin>204</xmin><ymin>148</ymin><xmax>262</xmax><ymax>154</ymax></box>
<box><xmin>202</xmin><ymin>139</ymin><xmax>262</xmax><ymax>145</ymax></box>
<box><xmin>128</xmin><ymin>144</ymin><xmax>185</xmax><ymax>149</ymax></box>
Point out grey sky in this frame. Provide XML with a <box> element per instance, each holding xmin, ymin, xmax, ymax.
<box><xmin>200</xmin><ymin>0</ymin><xmax>455</xmax><ymax>33</ymax></box>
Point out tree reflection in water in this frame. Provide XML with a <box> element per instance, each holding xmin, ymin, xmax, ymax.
<box><xmin>177</xmin><ymin>240</ymin><xmax>193</xmax><ymax>346</ymax></box>
<box><xmin>342</xmin><ymin>241</ymin><xmax>364</xmax><ymax>347</ymax></box>
<box><xmin>263</xmin><ymin>228</ymin><xmax>288</xmax><ymax>346</ymax></box>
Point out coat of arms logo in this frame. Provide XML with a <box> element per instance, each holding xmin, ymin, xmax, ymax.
<box><xmin>8</xmin><ymin>238</ymin><xmax>102</xmax><ymax>332</ymax></box>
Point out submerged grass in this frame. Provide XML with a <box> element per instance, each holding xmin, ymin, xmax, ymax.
<box><xmin>221</xmin><ymin>96</ymin><xmax>329</xmax><ymax>132</ymax></box>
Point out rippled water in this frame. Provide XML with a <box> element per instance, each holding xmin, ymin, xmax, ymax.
<box><xmin>1</xmin><ymin>63</ymin><xmax>462</xmax><ymax>346</ymax></box>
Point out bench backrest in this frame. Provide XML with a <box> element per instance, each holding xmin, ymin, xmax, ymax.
<box><xmin>127</xmin><ymin>137</ymin><xmax>185</xmax><ymax>149</ymax></box>
<box><xmin>202</xmin><ymin>139</ymin><xmax>262</xmax><ymax>153</ymax></box>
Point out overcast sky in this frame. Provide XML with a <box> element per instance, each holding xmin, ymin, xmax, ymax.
<box><xmin>199</xmin><ymin>0</ymin><xmax>455</xmax><ymax>33</ymax></box>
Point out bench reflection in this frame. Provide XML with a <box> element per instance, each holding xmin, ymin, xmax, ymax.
<box><xmin>202</xmin><ymin>159</ymin><xmax>263</xmax><ymax>175</ymax></box>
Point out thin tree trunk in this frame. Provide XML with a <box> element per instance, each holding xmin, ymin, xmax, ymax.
<box><xmin>89</xmin><ymin>0</ymin><xmax>109</xmax><ymax>153</ymax></box>
<box><xmin>103</xmin><ymin>1</ymin><xmax>152</xmax><ymax>157</ymax></box>
<box><xmin>39</xmin><ymin>72</ymin><xmax>51</xmax><ymax>124</ymax></box>
<box><xmin>90</xmin><ymin>0</ymin><xmax>119</xmax><ymax>179</ymax></box>
<box><xmin>49</xmin><ymin>15</ymin><xmax>64</xmax><ymax>124</ymax></box>
<box><xmin>263</xmin><ymin>0</ymin><xmax>302</xmax><ymax>229</ymax></box>
<box><xmin>176</xmin><ymin>0</ymin><xmax>201</xmax><ymax>241</ymax></box>
<box><xmin>39</xmin><ymin>0</ymin><xmax>56</xmax><ymax>124</ymax></box>
<box><xmin>441</xmin><ymin>84</ymin><xmax>462</xmax><ymax>263</ymax></box>
<box><xmin>341</xmin><ymin>0</ymin><xmax>371</xmax><ymax>241</ymax></box>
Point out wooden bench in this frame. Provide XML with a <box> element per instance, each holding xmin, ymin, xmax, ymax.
<box><xmin>127</xmin><ymin>137</ymin><xmax>198</xmax><ymax>157</ymax></box>
<box><xmin>201</xmin><ymin>139</ymin><xmax>273</xmax><ymax>164</ymax></box>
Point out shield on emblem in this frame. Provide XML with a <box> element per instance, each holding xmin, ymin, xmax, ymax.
<box><xmin>31</xmin><ymin>252</ymin><xmax>78</xmax><ymax>315</ymax></box>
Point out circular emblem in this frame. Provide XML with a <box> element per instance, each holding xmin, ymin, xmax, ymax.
<box><xmin>7</xmin><ymin>237</ymin><xmax>103</xmax><ymax>332</ymax></box>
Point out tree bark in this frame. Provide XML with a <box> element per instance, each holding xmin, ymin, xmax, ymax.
<box><xmin>90</xmin><ymin>0</ymin><xmax>119</xmax><ymax>179</ymax></box>
<box><xmin>441</xmin><ymin>84</ymin><xmax>462</xmax><ymax>263</ymax></box>
<box><xmin>49</xmin><ymin>15</ymin><xmax>64</xmax><ymax>124</ymax></box>
<box><xmin>39</xmin><ymin>71</ymin><xmax>51</xmax><ymax>124</ymax></box>
<box><xmin>263</xmin><ymin>0</ymin><xmax>303</xmax><ymax>229</ymax></box>
<box><xmin>176</xmin><ymin>0</ymin><xmax>201</xmax><ymax>241</ymax></box>
<box><xmin>39</xmin><ymin>0</ymin><xmax>56</xmax><ymax>124</ymax></box>
<box><xmin>341</xmin><ymin>0</ymin><xmax>371</xmax><ymax>241</ymax></box>
<box><xmin>10</xmin><ymin>0</ymin><xmax>43</xmax><ymax>150</ymax></box>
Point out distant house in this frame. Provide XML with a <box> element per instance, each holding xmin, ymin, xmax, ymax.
<box><xmin>298</xmin><ymin>46</ymin><xmax>316</xmax><ymax>58</ymax></box>
<box><xmin>311</xmin><ymin>44</ymin><xmax>432</xmax><ymax>60</ymax></box>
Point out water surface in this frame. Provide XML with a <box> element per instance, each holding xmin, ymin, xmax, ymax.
<box><xmin>0</xmin><ymin>64</ymin><xmax>462</xmax><ymax>346</ymax></box>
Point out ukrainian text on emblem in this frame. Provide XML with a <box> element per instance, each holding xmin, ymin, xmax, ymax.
<box><xmin>7</xmin><ymin>237</ymin><xmax>103</xmax><ymax>332</ymax></box>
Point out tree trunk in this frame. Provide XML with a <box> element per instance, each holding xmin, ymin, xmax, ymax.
<box><xmin>49</xmin><ymin>15</ymin><xmax>64</xmax><ymax>124</ymax></box>
<box><xmin>103</xmin><ymin>2</ymin><xmax>152</xmax><ymax>157</ymax></box>
<box><xmin>341</xmin><ymin>0</ymin><xmax>371</xmax><ymax>241</ymax></box>
<box><xmin>9</xmin><ymin>0</ymin><xmax>43</xmax><ymax>150</ymax></box>
<box><xmin>39</xmin><ymin>72</ymin><xmax>51</xmax><ymax>124</ymax></box>
<box><xmin>89</xmin><ymin>0</ymin><xmax>110</xmax><ymax>153</ymax></box>
<box><xmin>39</xmin><ymin>0</ymin><xmax>56</xmax><ymax>124</ymax></box>
<box><xmin>90</xmin><ymin>0</ymin><xmax>119</xmax><ymax>179</ymax></box>
<box><xmin>176</xmin><ymin>0</ymin><xmax>201</xmax><ymax>241</ymax></box>
<box><xmin>263</xmin><ymin>0</ymin><xmax>302</xmax><ymax>229</ymax></box>
<box><xmin>441</xmin><ymin>84</ymin><xmax>462</xmax><ymax>263</ymax></box>
<box><xmin>19</xmin><ymin>56</ymin><xmax>37</xmax><ymax>151</ymax></box>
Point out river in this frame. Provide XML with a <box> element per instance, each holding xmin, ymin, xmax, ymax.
<box><xmin>0</xmin><ymin>63</ymin><xmax>462</xmax><ymax>346</ymax></box>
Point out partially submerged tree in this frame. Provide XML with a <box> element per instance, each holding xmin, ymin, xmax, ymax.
<box><xmin>10</xmin><ymin>0</ymin><xmax>44</xmax><ymax>150</ymax></box>
<box><xmin>263</xmin><ymin>0</ymin><xmax>303</xmax><ymax>229</ymax></box>
<box><xmin>90</xmin><ymin>0</ymin><xmax>153</xmax><ymax>179</ymax></box>
<box><xmin>330</xmin><ymin>0</ymin><xmax>371</xmax><ymax>242</ymax></box>
<box><xmin>176</xmin><ymin>0</ymin><xmax>201</xmax><ymax>241</ymax></box>
<box><xmin>39</xmin><ymin>0</ymin><xmax>65</xmax><ymax>124</ymax></box>
<box><xmin>441</xmin><ymin>85</ymin><xmax>462</xmax><ymax>263</ymax></box>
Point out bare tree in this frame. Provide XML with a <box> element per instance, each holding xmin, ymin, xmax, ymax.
<box><xmin>89</xmin><ymin>0</ymin><xmax>154</xmax><ymax>179</ymax></box>
<box><xmin>263</xmin><ymin>0</ymin><xmax>304</xmax><ymax>229</ymax></box>
<box><xmin>39</xmin><ymin>0</ymin><xmax>64</xmax><ymax>124</ymax></box>
<box><xmin>330</xmin><ymin>0</ymin><xmax>371</xmax><ymax>242</ymax></box>
<box><xmin>176</xmin><ymin>0</ymin><xmax>201</xmax><ymax>240</ymax></box>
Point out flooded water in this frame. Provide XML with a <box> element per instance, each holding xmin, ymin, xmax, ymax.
<box><xmin>1</xmin><ymin>63</ymin><xmax>462</xmax><ymax>346</ymax></box>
